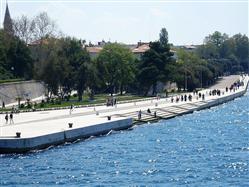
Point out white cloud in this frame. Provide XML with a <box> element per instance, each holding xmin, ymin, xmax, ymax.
<box><xmin>150</xmin><ymin>7</ymin><xmax>169</xmax><ymax>18</ymax></box>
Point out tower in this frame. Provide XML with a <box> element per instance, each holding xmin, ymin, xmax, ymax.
<box><xmin>3</xmin><ymin>2</ymin><xmax>13</xmax><ymax>35</ymax></box>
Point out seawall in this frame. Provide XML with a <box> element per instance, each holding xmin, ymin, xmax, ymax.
<box><xmin>0</xmin><ymin>118</ymin><xmax>132</xmax><ymax>154</ymax></box>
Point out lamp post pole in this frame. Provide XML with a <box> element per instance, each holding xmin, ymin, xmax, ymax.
<box><xmin>185</xmin><ymin>67</ymin><xmax>187</xmax><ymax>91</ymax></box>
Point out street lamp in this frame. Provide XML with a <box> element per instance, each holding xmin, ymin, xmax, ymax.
<box><xmin>185</xmin><ymin>67</ymin><xmax>187</xmax><ymax>91</ymax></box>
<box><xmin>200</xmin><ymin>67</ymin><xmax>203</xmax><ymax>89</ymax></box>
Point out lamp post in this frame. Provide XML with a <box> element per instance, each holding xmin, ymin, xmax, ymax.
<box><xmin>200</xmin><ymin>67</ymin><xmax>203</xmax><ymax>89</ymax></box>
<box><xmin>185</xmin><ymin>67</ymin><xmax>187</xmax><ymax>91</ymax></box>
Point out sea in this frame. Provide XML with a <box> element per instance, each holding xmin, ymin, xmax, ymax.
<box><xmin>0</xmin><ymin>91</ymin><xmax>248</xmax><ymax>186</ymax></box>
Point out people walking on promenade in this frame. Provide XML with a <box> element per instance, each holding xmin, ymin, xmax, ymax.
<box><xmin>69</xmin><ymin>104</ymin><xmax>74</xmax><ymax>115</ymax></box>
<box><xmin>184</xmin><ymin>94</ymin><xmax>187</xmax><ymax>101</ymax></box>
<box><xmin>5</xmin><ymin>113</ymin><xmax>8</xmax><ymax>124</ymax></box>
<box><xmin>171</xmin><ymin>97</ymin><xmax>174</xmax><ymax>103</ymax></box>
<box><xmin>188</xmin><ymin>94</ymin><xmax>192</xmax><ymax>101</ymax></box>
<box><xmin>181</xmin><ymin>95</ymin><xmax>184</xmax><ymax>102</ymax></box>
<box><xmin>202</xmin><ymin>94</ymin><xmax>205</xmax><ymax>100</ymax></box>
<box><xmin>10</xmin><ymin>112</ymin><xmax>14</xmax><ymax>124</ymax></box>
<box><xmin>138</xmin><ymin>110</ymin><xmax>142</xmax><ymax>120</ymax></box>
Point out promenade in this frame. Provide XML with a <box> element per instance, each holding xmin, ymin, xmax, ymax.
<box><xmin>0</xmin><ymin>75</ymin><xmax>248</xmax><ymax>153</ymax></box>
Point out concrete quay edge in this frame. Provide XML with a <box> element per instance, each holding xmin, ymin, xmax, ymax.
<box><xmin>0</xmin><ymin>118</ymin><xmax>132</xmax><ymax>154</ymax></box>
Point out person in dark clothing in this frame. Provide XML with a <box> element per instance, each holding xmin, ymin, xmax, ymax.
<box><xmin>138</xmin><ymin>110</ymin><xmax>142</xmax><ymax>120</ymax></box>
<box><xmin>176</xmin><ymin>97</ymin><xmax>179</xmax><ymax>103</ymax></box>
<box><xmin>202</xmin><ymin>94</ymin><xmax>205</xmax><ymax>100</ymax></box>
<box><xmin>5</xmin><ymin>113</ymin><xmax>8</xmax><ymax>124</ymax></box>
<box><xmin>10</xmin><ymin>112</ymin><xmax>14</xmax><ymax>124</ymax></box>
<box><xmin>147</xmin><ymin>108</ymin><xmax>151</xmax><ymax>113</ymax></box>
<box><xmin>171</xmin><ymin>97</ymin><xmax>174</xmax><ymax>103</ymax></box>
<box><xmin>69</xmin><ymin>104</ymin><xmax>74</xmax><ymax>115</ymax></box>
<box><xmin>188</xmin><ymin>94</ymin><xmax>192</xmax><ymax>101</ymax></box>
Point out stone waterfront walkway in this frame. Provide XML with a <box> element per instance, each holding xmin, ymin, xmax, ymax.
<box><xmin>0</xmin><ymin>75</ymin><xmax>247</xmax><ymax>139</ymax></box>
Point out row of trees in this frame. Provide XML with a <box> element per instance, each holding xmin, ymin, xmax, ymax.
<box><xmin>0</xmin><ymin>30</ymin><xmax>33</xmax><ymax>80</ymax></box>
<box><xmin>197</xmin><ymin>31</ymin><xmax>249</xmax><ymax>74</ymax></box>
<box><xmin>0</xmin><ymin>12</ymin><xmax>57</xmax><ymax>80</ymax></box>
<box><xmin>1</xmin><ymin>12</ymin><xmax>248</xmax><ymax>99</ymax></box>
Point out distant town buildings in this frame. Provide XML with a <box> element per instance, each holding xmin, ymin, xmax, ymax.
<box><xmin>86</xmin><ymin>40</ymin><xmax>198</xmax><ymax>60</ymax></box>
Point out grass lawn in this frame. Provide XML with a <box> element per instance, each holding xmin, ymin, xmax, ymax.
<box><xmin>0</xmin><ymin>94</ymin><xmax>149</xmax><ymax>112</ymax></box>
<box><xmin>0</xmin><ymin>78</ymin><xmax>25</xmax><ymax>84</ymax></box>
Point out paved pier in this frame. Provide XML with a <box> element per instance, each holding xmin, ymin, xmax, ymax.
<box><xmin>0</xmin><ymin>75</ymin><xmax>248</xmax><ymax>153</ymax></box>
<box><xmin>209</xmin><ymin>75</ymin><xmax>240</xmax><ymax>89</ymax></box>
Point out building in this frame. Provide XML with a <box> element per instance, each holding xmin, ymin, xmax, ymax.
<box><xmin>86</xmin><ymin>41</ymin><xmax>151</xmax><ymax>60</ymax></box>
<box><xmin>3</xmin><ymin>2</ymin><xmax>13</xmax><ymax>35</ymax></box>
<box><xmin>131</xmin><ymin>43</ymin><xmax>150</xmax><ymax>60</ymax></box>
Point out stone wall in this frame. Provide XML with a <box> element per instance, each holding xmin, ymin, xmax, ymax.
<box><xmin>0</xmin><ymin>81</ymin><xmax>46</xmax><ymax>105</ymax></box>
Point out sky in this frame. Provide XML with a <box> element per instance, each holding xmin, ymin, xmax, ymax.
<box><xmin>0</xmin><ymin>0</ymin><xmax>248</xmax><ymax>45</ymax></box>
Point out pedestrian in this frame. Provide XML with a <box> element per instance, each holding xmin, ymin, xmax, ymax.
<box><xmin>171</xmin><ymin>97</ymin><xmax>174</xmax><ymax>103</ymax></box>
<box><xmin>202</xmin><ymin>94</ymin><xmax>205</xmax><ymax>100</ymax></box>
<box><xmin>138</xmin><ymin>110</ymin><xmax>142</xmax><ymax>120</ymax></box>
<box><xmin>2</xmin><ymin>101</ymin><xmax>5</xmax><ymax>109</ymax></box>
<box><xmin>5</xmin><ymin>113</ymin><xmax>8</xmax><ymax>124</ymax></box>
<box><xmin>188</xmin><ymin>94</ymin><xmax>192</xmax><ymax>101</ymax></box>
<box><xmin>181</xmin><ymin>95</ymin><xmax>184</xmax><ymax>102</ymax></box>
<box><xmin>184</xmin><ymin>94</ymin><xmax>187</xmax><ymax>102</ymax></box>
<box><xmin>69</xmin><ymin>104</ymin><xmax>74</xmax><ymax>115</ymax></box>
<box><xmin>154</xmin><ymin>111</ymin><xmax>157</xmax><ymax>117</ymax></box>
<box><xmin>147</xmin><ymin>108</ymin><xmax>151</xmax><ymax>113</ymax></box>
<box><xmin>10</xmin><ymin>112</ymin><xmax>14</xmax><ymax>124</ymax></box>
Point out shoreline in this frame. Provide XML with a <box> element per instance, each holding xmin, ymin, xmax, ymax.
<box><xmin>0</xmin><ymin>75</ymin><xmax>248</xmax><ymax>154</ymax></box>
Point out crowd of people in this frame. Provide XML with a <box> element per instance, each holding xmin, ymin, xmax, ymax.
<box><xmin>106</xmin><ymin>97</ymin><xmax>117</xmax><ymax>107</ymax></box>
<box><xmin>4</xmin><ymin>112</ymin><xmax>14</xmax><ymax>124</ymax></box>
<box><xmin>137</xmin><ymin>77</ymin><xmax>246</xmax><ymax>120</ymax></box>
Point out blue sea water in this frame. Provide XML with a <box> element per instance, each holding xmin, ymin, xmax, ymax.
<box><xmin>0</xmin><ymin>92</ymin><xmax>249</xmax><ymax>186</ymax></box>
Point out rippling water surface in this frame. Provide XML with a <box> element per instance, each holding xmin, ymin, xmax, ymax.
<box><xmin>1</xmin><ymin>92</ymin><xmax>249</xmax><ymax>186</ymax></box>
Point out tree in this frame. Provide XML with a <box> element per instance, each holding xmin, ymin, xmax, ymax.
<box><xmin>13</xmin><ymin>15</ymin><xmax>35</xmax><ymax>44</ymax></box>
<box><xmin>0</xmin><ymin>29</ymin><xmax>33</xmax><ymax>80</ymax></box>
<box><xmin>13</xmin><ymin>12</ymin><xmax>58</xmax><ymax>44</ymax></box>
<box><xmin>85</xmin><ymin>60</ymin><xmax>100</xmax><ymax>100</ymax></box>
<box><xmin>204</xmin><ymin>31</ymin><xmax>228</xmax><ymax>48</ymax></box>
<box><xmin>41</xmin><ymin>52</ymin><xmax>60</xmax><ymax>98</ymax></box>
<box><xmin>138</xmin><ymin>28</ymin><xmax>174</xmax><ymax>95</ymax></box>
<box><xmin>97</xmin><ymin>43</ymin><xmax>135</xmax><ymax>95</ymax></box>
<box><xmin>37</xmin><ymin>37</ymin><xmax>91</xmax><ymax>101</ymax></box>
<box><xmin>159</xmin><ymin>28</ymin><xmax>169</xmax><ymax>47</ymax></box>
<box><xmin>33</xmin><ymin>12</ymin><xmax>58</xmax><ymax>41</ymax></box>
<box><xmin>174</xmin><ymin>49</ymin><xmax>213</xmax><ymax>91</ymax></box>
<box><xmin>7</xmin><ymin>39</ymin><xmax>33</xmax><ymax>79</ymax></box>
<box><xmin>198</xmin><ymin>31</ymin><xmax>249</xmax><ymax>74</ymax></box>
<box><xmin>233</xmin><ymin>34</ymin><xmax>249</xmax><ymax>73</ymax></box>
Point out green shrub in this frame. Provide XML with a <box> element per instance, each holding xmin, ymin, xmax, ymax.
<box><xmin>39</xmin><ymin>103</ymin><xmax>45</xmax><ymax>108</ymax></box>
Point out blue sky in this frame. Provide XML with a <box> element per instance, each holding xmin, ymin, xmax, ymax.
<box><xmin>0</xmin><ymin>0</ymin><xmax>248</xmax><ymax>45</ymax></box>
